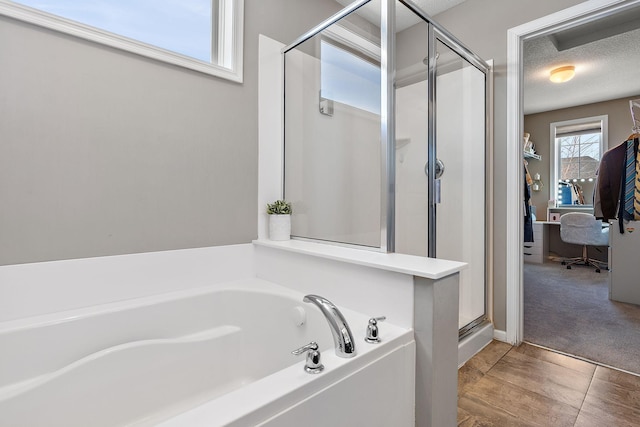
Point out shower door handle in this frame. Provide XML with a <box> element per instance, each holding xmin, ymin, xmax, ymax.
<box><xmin>425</xmin><ymin>160</ymin><xmax>444</xmax><ymax>204</ymax></box>
<box><xmin>424</xmin><ymin>159</ymin><xmax>445</xmax><ymax>179</ymax></box>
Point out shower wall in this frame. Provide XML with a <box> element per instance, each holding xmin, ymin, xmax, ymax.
<box><xmin>395</xmin><ymin>82</ymin><xmax>428</xmax><ymax>257</ymax></box>
<box><xmin>284</xmin><ymin>9</ymin><xmax>382</xmax><ymax>248</ymax></box>
<box><xmin>435</xmin><ymin>66</ymin><xmax>487</xmax><ymax>329</ymax></box>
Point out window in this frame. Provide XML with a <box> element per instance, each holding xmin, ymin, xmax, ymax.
<box><xmin>0</xmin><ymin>0</ymin><xmax>243</xmax><ymax>82</ymax></box>
<box><xmin>320</xmin><ymin>26</ymin><xmax>381</xmax><ymax>115</ymax></box>
<box><xmin>551</xmin><ymin>115</ymin><xmax>608</xmax><ymax>205</ymax></box>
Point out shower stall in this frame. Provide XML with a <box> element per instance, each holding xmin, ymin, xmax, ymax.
<box><xmin>282</xmin><ymin>0</ymin><xmax>491</xmax><ymax>338</ymax></box>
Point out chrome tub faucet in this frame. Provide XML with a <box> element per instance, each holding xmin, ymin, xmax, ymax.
<box><xmin>303</xmin><ymin>294</ymin><xmax>356</xmax><ymax>358</ymax></box>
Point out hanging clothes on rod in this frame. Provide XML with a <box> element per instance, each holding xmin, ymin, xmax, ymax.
<box><xmin>595</xmin><ymin>99</ymin><xmax>640</xmax><ymax>232</ymax></box>
<box><xmin>615</xmin><ymin>137</ymin><xmax>637</xmax><ymax>233</ymax></box>
<box><xmin>595</xmin><ymin>140</ymin><xmax>626</xmax><ymax>222</ymax></box>
<box><xmin>630</xmin><ymin>99</ymin><xmax>640</xmax><ymax>221</ymax></box>
<box><xmin>523</xmin><ymin>160</ymin><xmax>534</xmax><ymax>243</ymax></box>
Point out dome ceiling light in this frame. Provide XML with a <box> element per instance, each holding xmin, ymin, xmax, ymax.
<box><xmin>549</xmin><ymin>65</ymin><xmax>576</xmax><ymax>83</ymax></box>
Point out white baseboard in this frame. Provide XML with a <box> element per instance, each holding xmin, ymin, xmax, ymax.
<box><xmin>458</xmin><ymin>323</ymin><xmax>494</xmax><ymax>367</ymax></box>
<box><xmin>493</xmin><ymin>329</ymin><xmax>507</xmax><ymax>342</ymax></box>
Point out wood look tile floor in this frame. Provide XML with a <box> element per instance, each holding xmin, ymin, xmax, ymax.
<box><xmin>458</xmin><ymin>341</ymin><xmax>640</xmax><ymax>426</ymax></box>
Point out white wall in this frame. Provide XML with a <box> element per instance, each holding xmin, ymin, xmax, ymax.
<box><xmin>254</xmin><ymin>245</ymin><xmax>415</xmax><ymax>329</ymax></box>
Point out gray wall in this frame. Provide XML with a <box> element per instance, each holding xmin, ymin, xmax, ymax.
<box><xmin>525</xmin><ymin>96</ymin><xmax>640</xmax><ymax>220</ymax></box>
<box><xmin>433</xmin><ymin>0</ymin><xmax>585</xmax><ymax>330</ymax></box>
<box><xmin>0</xmin><ymin>0</ymin><xmax>342</xmax><ymax>265</ymax></box>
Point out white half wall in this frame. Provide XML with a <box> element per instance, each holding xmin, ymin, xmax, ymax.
<box><xmin>253</xmin><ymin>244</ymin><xmax>415</xmax><ymax>329</ymax></box>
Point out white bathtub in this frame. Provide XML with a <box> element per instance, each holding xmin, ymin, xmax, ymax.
<box><xmin>0</xmin><ymin>279</ymin><xmax>414</xmax><ymax>426</ymax></box>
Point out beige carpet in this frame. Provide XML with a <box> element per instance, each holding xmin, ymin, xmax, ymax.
<box><xmin>524</xmin><ymin>262</ymin><xmax>640</xmax><ymax>374</ymax></box>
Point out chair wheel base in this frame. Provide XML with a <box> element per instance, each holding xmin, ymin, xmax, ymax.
<box><xmin>567</xmin><ymin>265</ymin><xmax>572</xmax><ymax>269</ymax></box>
<box><xmin>595</xmin><ymin>268</ymin><xmax>601</xmax><ymax>273</ymax></box>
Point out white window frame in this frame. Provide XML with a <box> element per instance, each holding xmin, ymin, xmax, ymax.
<box><xmin>550</xmin><ymin>114</ymin><xmax>608</xmax><ymax>205</ymax></box>
<box><xmin>0</xmin><ymin>0</ymin><xmax>244</xmax><ymax>82</ymax></box>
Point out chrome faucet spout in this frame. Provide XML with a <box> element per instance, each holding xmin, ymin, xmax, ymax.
<box><xmin>303</xmin><ymin>294</ymin><xmax>356</xmax><ymax>358</ymax></box>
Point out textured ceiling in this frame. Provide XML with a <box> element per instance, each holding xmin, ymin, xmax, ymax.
<box><xmin>523</xmin><ymin>6</ymin><xmax>640</xmax><ymax>115</ymax></box>
<box><xmin>524</xmin><ymin>29</ymin><xmax>640</xmax><ymax>115</ymax></box>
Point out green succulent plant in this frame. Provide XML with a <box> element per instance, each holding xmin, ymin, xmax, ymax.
<box><xmin>266</xmin><ymin>199</ymin><xmax>292</xmax><ymax>215</ymax></box>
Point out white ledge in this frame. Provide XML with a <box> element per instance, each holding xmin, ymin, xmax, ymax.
<box><xmin>252</xmin><ymin>239</ymin><xmax>467</xmax><ymax>280</ymax></box>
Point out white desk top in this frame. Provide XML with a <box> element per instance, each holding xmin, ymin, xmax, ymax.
<box><xmin>535</xmin><ymin>220</ymin><xmax>609</xmax><ymax>227</ymax></box>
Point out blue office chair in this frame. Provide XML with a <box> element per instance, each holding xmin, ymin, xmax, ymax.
<box><xmin>560</xmin><ymin>212</ymin><xmax>609</xmax><ymax>273</ymax></box>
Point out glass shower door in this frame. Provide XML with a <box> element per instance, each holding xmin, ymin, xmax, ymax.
<box><xmin>392</xmin><ymin>10</ymin><xmax>488</xmax><ymax>335</ymax></box>
<box><xmin>432</xmin><ymin>34</ymin><xmax>487</xmax><ymax>333</ymax></box>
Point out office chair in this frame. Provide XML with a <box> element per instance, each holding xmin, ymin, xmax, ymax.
<box><xmin>559</xmin><ymin>212</ymin><xmax>609</xmax><ymax>272</ymax></box>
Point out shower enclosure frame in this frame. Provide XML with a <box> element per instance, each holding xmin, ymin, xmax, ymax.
<box><xmin>282</xmin><ymin>0</ymin><xmax>493</xmax><ymax>336</ymax></box>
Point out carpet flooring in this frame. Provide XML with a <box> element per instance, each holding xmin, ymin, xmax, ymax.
<box><xmin>524</xmin><ymin>262</ymin><xmax>640</xmax><ymax>374</ymax></box>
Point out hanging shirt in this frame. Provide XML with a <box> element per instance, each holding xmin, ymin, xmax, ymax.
<box><xmin>524</xmin><ymin>167</ymin><xmax>534</xmax><ymax>243</ymax></box>
<box><xmin>596</xmin><ymin>141</ymin><xmax>626</xmax><ymax>221</ymax></box>
<box><xmin>627</xmin><ymin>138</ymin><xmax>640</xmax><ymax>221</ymax></box>
<box><xmin>617</xmin><ymin>138</ymin><xmax>639</xmax><ymax>233</ymax></box>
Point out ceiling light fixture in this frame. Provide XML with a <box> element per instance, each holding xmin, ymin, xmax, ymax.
<box><xmin>549</xmin><ymin>65</ymin><xmax>575</xmax><ymax>83</ymax></box>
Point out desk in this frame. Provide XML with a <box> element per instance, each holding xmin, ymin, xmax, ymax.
<box><xmin>547</xmin><ymin>205</ymin><xmax>594</xmax><ymax>220</ymax></box>
<box><xmin>525</xmin><ymin>220</ymin><xmax>609</xmax><ymax>264</ymax></box>
<box><xmin>523</xmin><ymin>222</ymin><xmax>553</xmax><ymax>263</ymax></box>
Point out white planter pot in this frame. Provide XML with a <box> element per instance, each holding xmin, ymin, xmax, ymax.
<box><xmin>269</xmin><ymin>214</ymin><xmax>291</xmax><ymax>241</ymax></box>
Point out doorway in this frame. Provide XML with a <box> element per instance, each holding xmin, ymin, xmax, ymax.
<box><xmin>506</xmin><ymin>0</ymin><xmax>640</xmax><ymax>369</ymax></box>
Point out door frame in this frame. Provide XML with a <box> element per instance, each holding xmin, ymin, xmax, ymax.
<box><xmin>505</xmin><ymin>0</ymin><xmax>640</xmax><ymax>344</ymax></box>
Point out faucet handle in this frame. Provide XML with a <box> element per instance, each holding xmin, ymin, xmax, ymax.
<box><xmin>365</xmin><ymin>316</ymin><xmax>386</xmax><ymax>344</ymax></box>
<box><xmin>292</xmin><ymin>342</ymin><xmax>324</xmax><ymax>374</ymax></box>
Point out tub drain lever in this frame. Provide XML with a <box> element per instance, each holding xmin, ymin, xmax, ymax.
<box><xmin>292</xmin><ymin>341</ymin><xmax>324</xmax><ymax>374</ymax></box>
<box><xmin>365</xmin><ymin>316</ymin><xmax>386</xmax><ymax>343</ymax></box>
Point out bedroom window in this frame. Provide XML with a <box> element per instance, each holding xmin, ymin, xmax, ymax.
<box><xmin>0</xmin><ymin>0</ymin><xmax>244</xmax><ymax>82</ymax></box>
<box><xmin>551</xmin><ymin>115</ymin><xmax>608</xmax><ymax>205</ymax></box>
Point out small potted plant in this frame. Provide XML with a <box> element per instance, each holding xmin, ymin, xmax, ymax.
<box><xmin>266</xmin><ymin>199</ymin><xmax>292</xmax><ymax>241</ymax></box>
